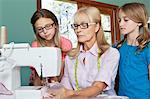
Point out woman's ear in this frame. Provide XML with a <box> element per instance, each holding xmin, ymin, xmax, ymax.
<box><xmin>95</xmin><ymin>23</ymin><xmax>100</xmax><ymax>33</ymax></box>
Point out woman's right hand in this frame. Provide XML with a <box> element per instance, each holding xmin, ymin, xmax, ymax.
<box><xmin>41</xmin><ymin>82</ymin><xmax>66</xmax><ymax>99</ymax></box>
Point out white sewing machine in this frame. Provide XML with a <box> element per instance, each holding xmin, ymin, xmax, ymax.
<box><xmin>0</xmin><ymin>43</ymin><xmax>61</xmax><ymax>99</ymax></box>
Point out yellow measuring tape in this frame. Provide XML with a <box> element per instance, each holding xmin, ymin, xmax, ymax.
<box><xmin>74</xmin><ymin>50</ymin><xmax>101</xmax><ymax>90</ymax></box>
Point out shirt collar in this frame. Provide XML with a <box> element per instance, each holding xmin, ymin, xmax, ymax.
<box><xmin>80</xmin><ymin>42</ymin><xmax>99</xmax><ymax>57</ymax></box>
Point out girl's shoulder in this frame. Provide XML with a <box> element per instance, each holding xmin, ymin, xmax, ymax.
<box><xmin>60</xmin><ymin>36</ymin><xmax>71</xmax><ymax>44</ymax></box>
<box><xmin>143</xmin><ymin>42</ymin><xmax>150</xmax><ymax>52</ymax></box>
<box><xmin>60</xmin><ymin>36</ymin><xmax>72</xmax><ymax>52</ymax></box>
<box><xmin>31</xmin><ymin>40</ymin><xmax>39</xmax><ymax>47</ymax></box>
<box><xmin>112</xmin><ymin>41</ymin><xmax>127</xmax><ymax>49</ymax></box>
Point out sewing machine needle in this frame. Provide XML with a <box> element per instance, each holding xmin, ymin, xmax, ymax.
<box><xmin>40</xmin><ymin>63</ymin><xmax>43</xmax><ymax>81</ymax></box>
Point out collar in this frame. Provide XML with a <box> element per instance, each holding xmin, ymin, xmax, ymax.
<box><xmin>80</xmin><ymin>42</ymin><xmax>99</xmax><ymax>57</ymax></box>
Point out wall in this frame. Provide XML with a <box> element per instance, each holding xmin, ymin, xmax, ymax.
<box><xmin>146</xmin><ymin>0</ymin><xmax>150</xmax><ymax>15</ymax></box>
<box><xmin>0</xmin><ymin>0</ymin><xmax>2</xmax><ymax>26</ymax></box>
<box><xmin>0</xmin><ymin>0</ymin><xmax>36</xmax><ymax>85</ymax></box>
<box><xmin>96</xmin><ymin>0</ymin><xmax>150</xmax><ymax>16</ymax></box>
<box><xmin>1</xmin><ymin>0</ymin><xmax>36</xmax><ymax>43</ymax></box>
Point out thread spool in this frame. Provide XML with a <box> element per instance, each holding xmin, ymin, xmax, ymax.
<box><xmin>0</xmin><ymin>26</ymin><xmax>7</xmax><ymax>47</ymax></box>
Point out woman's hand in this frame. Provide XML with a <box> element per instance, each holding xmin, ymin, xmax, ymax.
<box><xmin>66</xmin><ymin>95</ymin><xmax>89</xmax><ymax>99</ymax></box>
<box><xmin>42</xmin><ymin>87</ymin><xmax>75</xmax><ymax>99</ymax></box>
<box><xmin>42</xmin><ymin>86</ymin><xmax>89</xmax><ymax>99</ymax></box>
<box><xmin>42</xmin><ymin>87</ymin><xmax>65</xmax><ymax>99</ymax></box>
<box><xmin>64</xmin><ymin>89</ymin><xmax>74</xmax><ymax>98</ymax></box>
<box><xmin>41</xmin><ymin>83</ymin><xmax>66</xmax><ymax>99</ymax></box>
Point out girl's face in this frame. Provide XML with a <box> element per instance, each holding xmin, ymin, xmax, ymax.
<box><xmin>118</xmin><ymin>10</ymin><xmax>139</xmax><ymax>35</ymax></box>
<box><xmin>73</xmin><ymin>13</ymin><xmax>98</xmax><ymax>43</ymax></box>
<box><xmin>34</xmin><ymin>18</ymin><xmax>56</xmax><ymax>40</ymax></box>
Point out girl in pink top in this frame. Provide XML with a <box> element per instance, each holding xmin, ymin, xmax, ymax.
<box><xmin>30</xmin><ymin>9</ymin><xmax>72</xmax><ymax>86</ymax></box>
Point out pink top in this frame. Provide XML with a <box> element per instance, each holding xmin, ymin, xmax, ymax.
<box><xmin>31</xmin><ymin>36</ymin><xmax>72</xmax><ymax>61</ymax></box>
<box><xmin>61</xmin><ymin>43</ymin><xmax>120</xmax><ymax>95</ymax></box>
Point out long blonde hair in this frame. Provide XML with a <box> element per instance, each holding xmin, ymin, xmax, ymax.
<box><xmin>117</xmin><ymin>3</ymin><xmax>150</xmax><ymax>50</ymax></box>
<box><xmin>69</xmin><ymin>7</ymin><xmax>110</xmax><ymax>57</ymax></box>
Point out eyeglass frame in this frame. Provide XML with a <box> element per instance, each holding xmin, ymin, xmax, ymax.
<box><xmin>71</xmin><ymin>22</ymin><xmax>96</xmax><ymax>30</ymax></box>
<box><xmin>35</xmin><ymin>23</ymin><xmax>55</xmax><ymax>34</ymax></box>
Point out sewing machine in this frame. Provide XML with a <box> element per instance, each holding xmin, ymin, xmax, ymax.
<box><xmin>0</xmin><ymin>43</ymin><xmax>61</xmax><ymax>99</ymax></box>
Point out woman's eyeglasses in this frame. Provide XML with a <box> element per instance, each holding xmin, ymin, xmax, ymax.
<box><xmin>35</xmin><ymin>23</ymin><xmax>54</xmax><ymax>33</ymax></box>
<box><xmin>71</xmin><ymin>23</ymin><xmax>96</xmax><ymax>30</ymax></box>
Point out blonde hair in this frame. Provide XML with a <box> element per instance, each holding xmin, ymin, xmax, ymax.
<box><xmin>117</xmin><ymin>3</ymin><xmax>150</xmax><ymax>50</ymax></box>
<box><xmin>69</xmin><ymin>6</ymin><xmax>109</xmax><ymax>57</ymax></box>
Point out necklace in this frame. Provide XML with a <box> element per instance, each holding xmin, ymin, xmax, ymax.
<box><xmin>74</xmin><ymin>51</ymin><xmax>101</xmax><ymax>90</ymax></box>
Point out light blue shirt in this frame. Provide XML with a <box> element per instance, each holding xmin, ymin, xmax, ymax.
<box><xmin>61</xmin><ymin>43</ymin><xmax>120</xmax><ymax>95</ymax></box>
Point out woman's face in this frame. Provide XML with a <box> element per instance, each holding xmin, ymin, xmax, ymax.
<box><xmin>34</xmin><ymin>17</ymin><xmax>56</xmax><ymax>40</ymax></box>
<box><xmin>118</xmin><ymin>9</ymin><xmax>139</xmax><ymax>35</ymax></box>
<box><xmin>73</xmin><ymin>13</ymin><xmax>98</xmax><ymax>43</ymax></box>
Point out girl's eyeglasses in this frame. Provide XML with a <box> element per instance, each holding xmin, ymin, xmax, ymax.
<box><xmin>35</xmin><ymin>23</ymin><xmax>54</xmax><ymax>33</ymax></box>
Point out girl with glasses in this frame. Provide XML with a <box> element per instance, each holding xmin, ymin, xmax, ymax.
<box><xmin>30</xmin><ymin>9</ymin><xmax>72</xmax><ymax>86</ymax></box>
<box><xmin>116</xmin><ymin>2</ymin><xmax>150</xmax><ymax>99</ymax></box>
<box><xmin>42</xmin><ymin>6</ymin><xmax>120</xmax><ymax>99</ymax></box>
